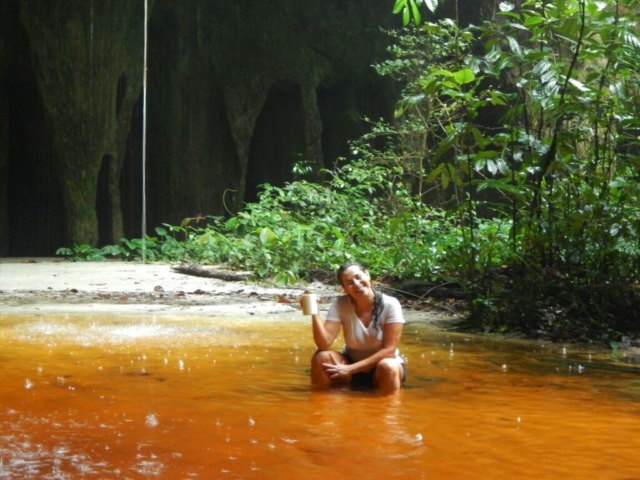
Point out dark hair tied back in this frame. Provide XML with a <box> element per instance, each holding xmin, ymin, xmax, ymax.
<box><xmin>336</xmin><ymin>261</ymin><xmax>366</xmax><ymax>285</ymax></box>
<box><xmin>371</xmin><ymin>289</ymin><xmax>383</xmax><ymax>332</ymax></box>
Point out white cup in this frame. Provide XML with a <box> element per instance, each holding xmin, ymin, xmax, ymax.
<box><xmin>301</xmin><ymin>291</ymin><xmax>319</xmax><ymax>315</ymax></box>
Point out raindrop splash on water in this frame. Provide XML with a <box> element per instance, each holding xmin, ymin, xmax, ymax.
<box><xmin>145</xmin><ymin>414</ymin><xmax>159</xmax><ymax>428</ymax></box>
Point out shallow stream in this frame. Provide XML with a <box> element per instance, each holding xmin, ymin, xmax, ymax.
<box><xmin>1</xmin><ymin>313</ymin><xmax>639</xmax><ymax>479</ymax></box>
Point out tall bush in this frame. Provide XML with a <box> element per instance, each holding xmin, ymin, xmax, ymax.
<box><xmin>383</xmin><ymin>0</ymin><xmax>640</xmax><ymax>338</ymax></box>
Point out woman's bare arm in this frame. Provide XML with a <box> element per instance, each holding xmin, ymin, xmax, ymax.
<box><xmin>312</xmin><ymin>313</ymin><xmax>342</xmax><ymax>350</ymax></box>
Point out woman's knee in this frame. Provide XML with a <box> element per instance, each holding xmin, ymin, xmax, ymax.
<box><xmin>375</xmin><ymin>358</ymin><xmax>403</xmax><ymax>383</ymax></box>
<box><xmin>311</xmin><ymin>350</ymin><xmax>333</xmax><ymax>366</ymax></box>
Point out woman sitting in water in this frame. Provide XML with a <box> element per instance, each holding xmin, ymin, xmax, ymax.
<box><xmin>310</xmin><ymin>262</ymin><xmax>406</xmax><ymax>394</ymax></box>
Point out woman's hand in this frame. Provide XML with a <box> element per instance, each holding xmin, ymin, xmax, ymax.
<box><xmin>322</xmin><ymin>356</ymin><xmax>353</xmax><ymax>379</ymax></box>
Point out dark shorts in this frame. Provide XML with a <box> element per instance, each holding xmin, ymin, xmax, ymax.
<box><xmin>346</xmin><ymin>355</ymin><xmax>407</xmax><ymax>390</ymax></box>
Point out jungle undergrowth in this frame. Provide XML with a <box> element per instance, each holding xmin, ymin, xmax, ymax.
<box><xmin>58</xmin><ymin>0</ymin><xmax>640</xmax><ymax>345</ymax></box>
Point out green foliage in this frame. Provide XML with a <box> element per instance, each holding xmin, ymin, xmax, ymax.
<box><xmin>177</xmin><ymin>160</ymin><xmax>463</xmax><ymax>285</ymax></box>
<box><xmin>392</xmin><ymin>0</ymin><xmax>440</xmax><ymax>26</ymax></box>
<box><xmin>56</xmin><ymin>244</ymin><xmax>123</xmax><ymax>261</ymax></box>
<box><xmin>379</xmin><ymin>0</ymin><xmax>640</xmax><ymax>339</ymax></box>
<box><xmin>57</xmin><ymin>0</ymin><xmax>640</xmax><ymax>341</ymax></box>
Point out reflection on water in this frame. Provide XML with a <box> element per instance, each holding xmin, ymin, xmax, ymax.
<box><xmin>1</xmin><ymin>313</ymin><xmax>640</xmax><ymax>479</ymax></box>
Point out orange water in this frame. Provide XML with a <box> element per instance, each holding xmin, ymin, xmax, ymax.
<box><xmin>1</xmin><ymin>313</ymin><xmax>639</xmax><ymax>479</ymax></box>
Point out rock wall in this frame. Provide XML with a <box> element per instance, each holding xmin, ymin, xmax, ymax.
<box><xmin>1</xmin><ymin>0</ymin><xmax>400</xmax><ymax>255</ymax></box>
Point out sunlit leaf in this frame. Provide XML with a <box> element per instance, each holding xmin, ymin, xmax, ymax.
<box><xmin>524</xmin><ymin>15</ymin><xmax>544</xmax><ymax>26</ymax></box>
<box><xmin>568</xmin><ymin>78</ymin><xmax>589</xmax><ymax>92</ymax></box>
<box><xmin>259</xmin><ymin>227</ymin><xmax>277</xmax><ymax>245</ymax></box>
<box><xmin>490</xmin><ymin>92</ymin><xmax>507</xmax><ymax>105</ymax></box>
<box><xmin>410</xmin><ymin>0</ymin><xmax>422</xmax><ymax>25</ymax></box>
<box><xmin>197</xmin><ymin>231</ymin><xmax>212</xmax><ymax>245</ymax></box>
<box><xmin>441</xmin><ymin>167</ymin><xmax>450</xmax><ymax>190</ymax></box>
<box><xmin>424</xmin><ymin>0</ymin><xmax>438</xmax><ymax>13</ymax></box>
<box><xmin>507</xmin><ymin>36</ymin><xmax>522</xmax><ymax>55</ymax></box>
<box><xmin>452</xmin><ymin>68</ymin><xmax>475</xmax><ymax>85</ymax></box>
<box><xmin>499</xmin><ymin>2</ymin><xmax>514</xmax><ymax>11</ymax></box>
<box><xmin>392</xmin><ymin>0</ymin><xmax>406</xmax><ymax>14</ymax></box>
<box><xmin>624</xmin><ymin>33</ymin><xmax>640</xmax><ymax>50</ymax></box>
<box><xmin>610</xmin><ymin>224</ymin><xmax>621</xmax><ymax>237</ymax></box>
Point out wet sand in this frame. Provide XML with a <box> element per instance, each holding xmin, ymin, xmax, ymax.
<box><xmin>0</xmin><ymin>258</ymin><xmax>452</xmax><ymax>325</ymax></box>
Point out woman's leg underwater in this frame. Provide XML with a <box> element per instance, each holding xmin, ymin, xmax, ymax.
<box><xmin>373</xmin><ymin>358</ymin><xmax>404</xmax><ymax>394</ymax></box>
<box><xmin>311</xmin><ymin>350</ymin><xmax>350</xmax><ymax>388</ymax></box>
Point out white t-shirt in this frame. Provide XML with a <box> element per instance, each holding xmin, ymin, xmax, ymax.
<box><xmin>326</xmin><ymin>293</ymin><xmax>405</xmax><ymax>363</ymax></box>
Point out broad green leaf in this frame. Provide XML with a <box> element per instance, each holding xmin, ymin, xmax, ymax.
<box><xmin>490</xmin><ymin>92</ymin><xmax>507</xmax><ymax>106</ymax></box>
<box><xmin>424</xmin><ymin>0</ymin><xmax>438</xmax><ymax>13</ymax></box>
<box><xmin>452</xmin><ymin>68</ymin><xmax>475</xmax><ymax>85</ymax></box>
<box><xmin>524</xmin><ymin>15</ymin><xmax>544</xmax><ymax>26</ymax></box>
<box><xmin>532</xmin><ymin>59</ymin><xmax>552</xmax><ymax>76</ymax></box>
<box><xmin>497</xmin><ymin>11</ymin><xmax>522</xmax><ymax>20</ymax></box>
<box><xmin>432</xmin><ymin>69</ymin><xmax>454</xmax><ymax>77</ymax></box>
<box><xmin>474</xmin><ymin>158</ymin><xmax>487</xmax><ymax>170</ymax></box>
<box><xmin>448</xmin><ymin>162</ymin><xmax>462</xmax><ymax>186</ymax></box>
<box><xmin>197</xmin><ymin>231</ymin><xmax>212</xmax><ymax>245</ymax></box>
<box><xmin>394</xmin><ymin>105</ymin><xmax>407</xmax><ymax>118</ymax></box>
<box><xmin>392</xmin><ymin>0</ymin><xmax>406</xmax><ymax>14</ymax></box>
<box><xmin>259</xmin><ymin>227</ymin><xmax>277</xmax><ymax>245</ymax></box>
<box><xmin>426</xmin><ymin>162</ymin><xmax>445</xmax><ymax>183</ymax></box>
<box><xmin>475</xmin><ymin>149</ymin><xmax>499</xmax><ymax>160</ymax></box>
<box><xmin>568</xmin><ymin>78</ymin><xmax>589</xmax><ymax>92</ymax></box>
<box><xmin>508</xmin><ymin>22</ymin><xmax>530</xmax><ymax>31</ymax></box>
<box><xmin>402</xmin><ymin>6</ymin><xmax>410</xmax><ymax>26</ymax></box>
<box><xmin>507</xmin><ymin>36</ymin><xmax>522</xmax><ymax>55</ymax></box>
<box><xmin>410</xmin><ymin>0</ymin><xmax>422</xmax><ymax>25</ymax></box>
<box><xmin>440</xmin><ymin>167</ymin><xmax>450</xmax><ymax>190</ymax></box>
<box><xmin>624</xmin><ymin>33</ymin><xmax>640</xmax><ymax>50</ymax></box>
<box><xmin>540</xmin><ymin>69</ymin><xmax>557</xmax><ymax>85</ymax></box>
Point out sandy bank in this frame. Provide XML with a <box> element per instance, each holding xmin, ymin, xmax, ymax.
<box><xmin>0</xmin><ymin>259</ymin><xmax>453</xmax><ymax>326</ymax></box>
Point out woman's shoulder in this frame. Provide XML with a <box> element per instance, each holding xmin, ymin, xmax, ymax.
<box><xmin>333</xmin><ymin>294</ymin><xmax>351</xmax><ymax>305</ymax></box>
<box><xmin>380</xmin><ymin>294</ymin><xmax>405</xmax><ymax>322</ymax></box>
<box><xmin>381</xmin><ymin>293</ymin><xmax>402</xmax><ymax>307</ymax></box>
<box><xmin>328</xmin><ymin>294</ymin><xmax>351</xmax><ymax>311</ymax></box>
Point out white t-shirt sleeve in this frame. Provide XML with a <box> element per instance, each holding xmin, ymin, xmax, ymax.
<box><xmin>382</xmin><ymin>295</ymin><xmax>405</xmax><ymax>325</ymax></box>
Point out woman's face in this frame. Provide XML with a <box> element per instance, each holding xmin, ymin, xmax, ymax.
<box><xmin>339</xmin><ymin>265</ymin><xmax>372</xmax><ymax>299</ymax></box>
